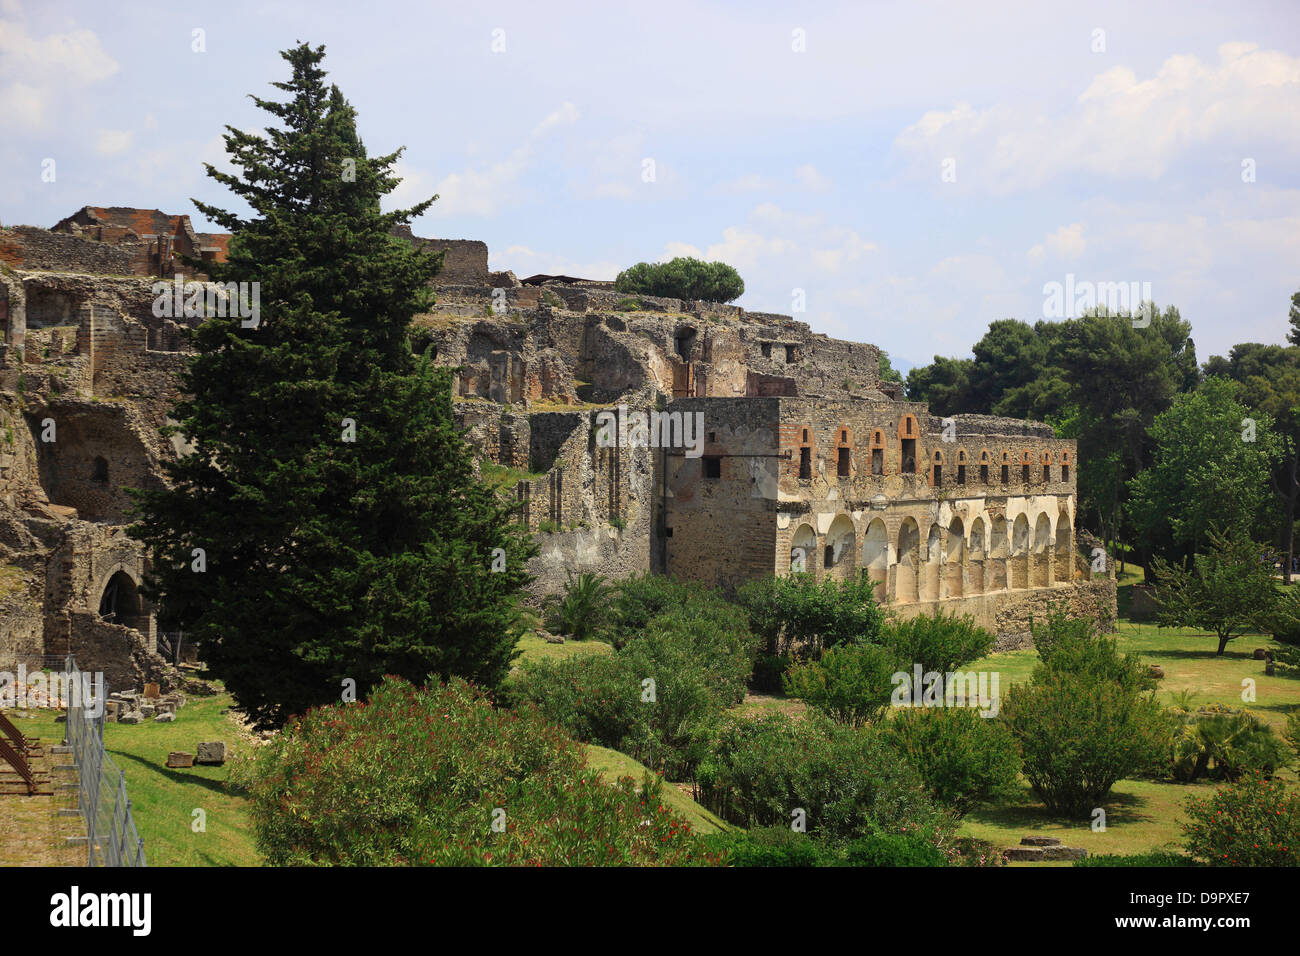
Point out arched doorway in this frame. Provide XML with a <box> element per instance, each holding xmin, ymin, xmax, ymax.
<box><xmin>922</xmin><ymin>523</ymin><xmax>942</xmax><ymax>601</ymax></box>
<box><xmin>1055</xmin><ymin>507</ymin><xmax>1073</xmax><ymax>583</ymax></box>
<box><xmin>967</xmin><ymin>517</ymin><xmax>985</xmax><ymax>595</ymax></box>
<box><xmin>98</xmin><ymin>570</ymin><xmax>142</xmax><ymax>626</ymax></box>
<box><xmin>824</xmin><ymin>515</ymin><xmax>857</xmax><ymax>582</ymax></box>
<box><xmin>988</xmin><ymin>516</ymin><xmax>1008</xmax><ymax>590</ymax></box>
<box><xmin>790</xmin><ymin>523</ymin><xmax>816</xmax><ymax>574</ymax></box>
<box><xmin>945</xmin><ymin>517</ymin><xmax>965</xmax><ymax>598</ymax></box>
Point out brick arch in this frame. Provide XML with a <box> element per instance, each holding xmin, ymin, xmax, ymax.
<box><xmin>796</xmin><ymin>425</ymin><xmax>814</xmax><ymax>480</ymax></box>
<box><xmin>930</xmin><ymin>448</ymin><xmax>944</xmax><ymax>487</ymax></box>
<box><xmin>790</xmin><ymin>522</ymin><xmax>817</xmax><ymax>573</ymax></box>
<box><xmin>868</xmin><ymin>429</ymin><xmax>888</xmax><ymax>475</ymax></box>
<box><xmin>897</xmin><ymin>414</ymin><xmax>919</xmax><ymax>439</ymax></box>
<box><xmin>834</xmin><ymin>425</ymin><xmax>855</xmax><ymax>478</ymax></box>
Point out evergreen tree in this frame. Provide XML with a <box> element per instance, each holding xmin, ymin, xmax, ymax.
<box><xmin>130</xmin><ymin>43</ymin><xmax>535</xmax><ymax>728</ymax></box>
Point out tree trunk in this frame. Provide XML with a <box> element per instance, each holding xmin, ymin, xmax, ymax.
<box><xmin>1217</xmin><ymin>633</ymin><xmax>1230</xmax><ymax>655</ymax></box>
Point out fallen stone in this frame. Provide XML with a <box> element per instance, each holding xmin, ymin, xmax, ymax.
<box><xmin>139</xmin><ymin>704</ymin><xmax>156</xmax><ymax>718</ymax></box>
<box><xmin>1005</xmin><ymin>846</ymin><xmax>1045</xmax><ymax>861</ymax></box>
<box><xmin>195</xmin><ymin>741</ymin><xmax>227</xmax><ymax>765</ymax></box>
<box><xmin>143</xmin><ymin>682</ymin><xmax>161</xmax><ymax>699</ymax></box>
<box><xmin>1254</xmin><ymin>648</ymin><xmax>1269</xmax><ymax>660</ymax></box>
<box><xmin>154</xmin><ymin>712</ymin><xmax>176</xmax><ymax>723</ymax></box>
<box><xmin>540</xmin><ymin>630</ymin><xmax>565</xmax><ymax>644</ymax></box>
<box><xmin>155</xmin><ymin>701</ymin><xmax>177</xmax><ymax>715</ymax></box>
<box><xmin>118</xmin><ymin>712</ymin><xmax>143</xmax><ymax>725</ymax></box>
<box><xmin>1020</xmin><ymin>836</ymin><xmax>1061</xmax><ymax>847</ymax></box>
<box><xmin>104</xmin><ymin>701</ymin><xmax>120</xmax><ymax>720</ymax></box>
<box><xmin>1148</xmin><ymin>665</ymin><xmax>1165</xmax><ymax>679</ymax></box>
<box><xmin>166</xmin><ymin>752</ymin><xmax>194</xmax><ymax>768</ymax></box>
<box><xmin>1040</xmin><ymin>846</ymin><xmax>1088</xmax><ymax>861</ymax></box>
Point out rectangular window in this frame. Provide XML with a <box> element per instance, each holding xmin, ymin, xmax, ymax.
<box><xmin>871</xmin><ymin>448</ymin><xmax>883</xmax><ymax>475</ymax></box>
<box><xmin>799</xmin><ymin>447</ymin><xmax>812</xmax><ymax>480</ymax></box>
<box><xmin>1043</xmin><ymin>465</ymin><xmax>1050</xmax><ymax>483</ymax></box>
<box><xmin>957</xmin><ymin>464</ymin><xmax>966</xmax><ymax>485</ymax></box>
<box><xmin>761</xmin><ymin>342</ymin><xmax>772</xmax><ymax>358</ymax></box>
<box><xmin>980</xmin><ymin>464</ymin><xmax>989</xmax><ymax>483</ymax></box>
<box><xmin>901</xmin><ymin>438</ymin><xmax>916</xmax><ymax>474</ymax></box>
<box><xmin>703</xmin><ymin>456</ymin><xmax>721</xmax><ymax>479</ymax></box>
<box><xmin>837</xmin><ymin>447</ymin><xmax>851</xmax><ymax>477</ymax></box>
<box><xmin>1021</xmin><ymin>464</ymin><xmax>1030</xmax><ymax>484</ymax></box>
<box><xmin>1000</xmin><ymin>464</ymin><xmax>1009</xmax><ymax>484</ymax></box>
<box><xmin>1062</xmin><ymin>464</ymin><xmax>1070</xmax><ymax>483</ymax></box>
<box><xmin>933</xmin><ymin>465</ymin><xmax>942</xmax><ymax>485</ymax></box>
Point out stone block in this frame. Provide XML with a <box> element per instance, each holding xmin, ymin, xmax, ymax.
<box><xmin>143</xmin><ymin>682</ymin><xmax>160</xmax><ymax>699</ymax></box>
<box><xmin>118</xmin><ymin>712</ymin><xmax>143</xmax><ymax>725</ymax></box>
<box><xmin>166</xmin><ymin>751</ymin><xmax>194</xmax><ymax>768</ymax></box>
<box><xmin>195</xmin><ymin>741</ymin><xmax>227</xmax><ymax>765</ymax></box>
<box><xmin>153</xmin><ymin>712</ymin><xmax>175</xmax><ymax>723</ymax></box>
<box><xmin>1019</xmin><ymin>836</ymin><xmax>1061</xmax><ymax>847</ymax></box>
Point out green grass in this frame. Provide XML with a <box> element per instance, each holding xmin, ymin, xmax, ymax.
<box><xmin>582</xmin><ymin>744</ymin><xmax>732</xmax><ymax>835</ymax></box>
<box><xmin>19</xmin><ymin>694</ymin><xmax>261</xmax><ymax>867</ymax></box>
<box><xmin>511</xmin><ymin>630</ymin><xmax>613</xmax><ymax>668</ymax></box>
<box><xmin>479</xmin><ymin>461</ymin><xmax>544</xmax><ymax>491</ymax></box>
<box><xmin>957</xmin><ymin>606</ymin><xmax>1300</xmax><ymax>861</ymax></box>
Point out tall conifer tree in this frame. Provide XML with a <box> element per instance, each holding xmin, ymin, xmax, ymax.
<box><xmin>131</xmin><ymin>44</ymin><xmax>535</xmax><ymax>727</ymax></box>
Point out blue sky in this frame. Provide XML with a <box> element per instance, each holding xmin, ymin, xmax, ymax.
<box><xmin>2</xmin><ymin>0</ymin><xmax>1298</xmax><ymax>370</ymax></box>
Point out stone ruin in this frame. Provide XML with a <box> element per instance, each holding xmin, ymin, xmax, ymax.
<box><xmin>0</xmin><ymin>204</ymin><xmax>1117</xmax><ymax>689</ymax></box>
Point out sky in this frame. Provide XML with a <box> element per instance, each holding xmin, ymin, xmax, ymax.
<box><xmin>2</xmin><ymin>0</ymin><xmax>1298</xmax><ymax>371</ymax></box>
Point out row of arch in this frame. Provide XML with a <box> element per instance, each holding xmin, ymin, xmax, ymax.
<box><xmin>789</xmin><ymin>508</ymin><xmax>1074</xmax><ymax>603</ymax></box>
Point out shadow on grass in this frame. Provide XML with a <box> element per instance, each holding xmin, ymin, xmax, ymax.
<box><xmin>114</xmin><ymin>751</ymin><xmax>233</xmax><ymax>798</ymax></box>
<box><xmin>966</xmin><ymin>784</ymin><xmax>1156</xmax><ymax>833</ymax></box>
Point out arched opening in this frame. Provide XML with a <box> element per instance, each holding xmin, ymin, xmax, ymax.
<box><xmin>91</xmin><ymin>456</ymin><xmax>109</xmax><ymax>484</ymax></box>
<box><xmin>98</xmin><ymin>570</ymin><xmax>142</xmax><ymax>627</ymax></box>
<box><xmin>863</xmin><ymin>518</ymin><xmax>889</xmax><ymax>602</ymax></box>
<box><xmin>989</xmin><ymin>516</ymin><xmax>1008</xmax><ymax>590</ymax></box>
<box><xmin>1055</xmin><ymin>508</ymin><xmax>1073</xmax><ymax>583</ymax></box>
<box><xmin>869</xmin><ymin>430</ymin><xmax>886</xmax><ymax>476</ymax></box>
<box><xmin>1010</xmin><ymin>514</ymin><xmax>1030</xmax><ymax>589</ymax></box>
<box><xmin>967</xmin><ymin>516</ymin><xmax>986</xmax><ymax>595</ymax></box>
<box><xmin>1032</xmin><ymin>512</ymin><xmax>1052</xmax><ymax>587</ymax></box>
<box><xmin>895</xmin><ymin>518</ymin><xmax>920</xmax><ymax>603</ymax></box>
<box><xmin>790</xmin><ymin>523</ymin><xmax>817</xmax><ymax>574</ymax></box>
<box><xmin>945</xmin><ymin>517</ymin><xmax>965</xmax><ymax>598</ymax></box>
<box><xmin>835</xmin><ymin>427</ymin><xmax>854</xmax><ymax>479</ymax></box>
<box><xmin>823</xmin><ymin>515</ymin><xmax>857</xmax><ymax>581</ymax></box>
<box><xmin>922</xmin><ymin>523</ymin><xmax>942</xmax><ymax>601</ymax></box>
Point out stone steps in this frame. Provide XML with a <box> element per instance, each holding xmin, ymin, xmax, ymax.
<box><xmin>1004</xmin><ymin>836</ymin><xmax>1087</xmax><ymax>862</ymax></box>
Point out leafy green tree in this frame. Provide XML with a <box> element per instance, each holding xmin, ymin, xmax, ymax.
<box><xmin>130</xmin><ymin>44</ymin><xmax>535</xmax><ymax>728</ymax></box>
<box><xmin>614</xmin><ymin>257</ymin><xmax>744</xmax><ymax>302</ymax></box>
<box><xmin>1286</xmin><ymin>286</ymin><xmax>1300</xmax><ymax>347</ymax></box>
<box><xmin>1203</xmin><ymin>342</ymin><xmax>1300</xmax><ymax>582</ymax></box>
<box><xmin>1150</xmin><ymin>529</ymin><xmax>1279</xmax><ymax>655</ymax></box>
<box><xmin>904</xmin><ymin>355</ymin><xmax>973</xmax><ymax>415</ymax></box>
<box><xmin>878</xmin><ymin>350</ymin><xmax>905</xmax><ymax>384</ymax></box>
<box><xmin>1128</xmin><ymin>377</ymin><xmax>1279</xmax><ymax>566</ymax></box>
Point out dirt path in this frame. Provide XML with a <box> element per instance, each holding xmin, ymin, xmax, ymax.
<box><xmin>0</xmin><ymin>729</ymin><xmax>86</xmax><ymax>867</ymax></box>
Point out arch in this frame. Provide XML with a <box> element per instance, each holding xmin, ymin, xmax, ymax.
<box><xmin>98</xmin><ymin>568</ymin><xmax>142</xmax><ymax>626</ymax></box>
<box><xmin>955</xmin><ymin>448</ymin><xmax>968</xmax><ymax>486</ymax></box>
<box><xmin>898</xmin><ymin>416</ymin><xmax>919</xmax><ymax>474</ymax></box>
<box><xmin>945</xmin><ymin>516</ymin><xmax>965</xmax><ymax>598</ymax></box>
<box><xmin>978</xmin><ymin>448</ymin><xmax>992</xmax><ymax>484</ymax></box>
<box><xmin>922</xmin><ymin>522</ymin><xmax>942</xmax><ymax>601</ymax></box>
<box><xmin>824</xmin><ymin>514</ymin><xmax>857</xmax><ymax>581</ymax></box>
<box><xmin>91</xmin><ymin>456</ymin><xmax>109</xmax><ymax>484</ymax></box>
<box><xmin>895</xmin><ymin>518</ymin><xmax>920</xmax><ymax>603</ymax></box>
<box><xmin>1060</xmin><ymin>449</ymin><xmax>1072</xmax><ymax>484</ymax></box>
<box><xmin>967</xmin><ymin>516</ymin><xmax>986</xmax><ymax>595</ymax></box>
<box><xmin>1032</xmin><ymin>512</ymin><xmax>1052</xmax><ymax>587</ymax></box>
<box><xmin>1019</xmin><ymin>449</ymin><xmax>1034</xmax><ymax>485</ymax></box>
<box><xmin>1055</xmin><ymin>507</ymin><xmax>1073</xmax><ymax>583</ymax></box>
<box><xmin>790</xmin><ymin>523</ymin><xmax>817</xmax><ymax>574</ymax></box>
<box><xmin>1010</xmin><ymin>513</ymin><xmax>1030</xmax><ymax>588</ymax></box>
<box><xmin>863</xmin><ymin>518</ymin><xmax>889</xmax><ymax>601</ymax></box>
<box><xmin>989</xmin><ymin>515</ymin><xmax>1008</xmax><ymax>590</ymax></box>
<box><xmin>797</xmin><ymin>425</ymin><xmax>814</xmax><ymax>480</ymax></box>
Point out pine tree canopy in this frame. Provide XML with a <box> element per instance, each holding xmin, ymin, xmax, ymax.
<box><xmin>130</xmin><ymin>43</ymin><xmax>536</xmax><ymax>728</ymax></box>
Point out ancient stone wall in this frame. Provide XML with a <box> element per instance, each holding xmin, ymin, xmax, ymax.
<box><xmin>0</xmin><ymin>226</ymin><xmax>142</xmax><ymax>276</ymax></box>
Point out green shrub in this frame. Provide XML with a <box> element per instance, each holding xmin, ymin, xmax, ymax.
<box><xmin>513</xmin><ymin>577</ymin><xmax>758</xmax><ymax>778</ymax></box>
<box><xmin>737</xmin><ymin>573</ymin><xmax>885</xmax><ymax>656</ymax></box>
<box><xmin>693</xmin><ymin>712</ymin><xmax>948</xmax><ymax>842</ymax></box>
<box><xmin>841</xmin><ymin>832</ymin><xmax>948</xmax><ymax>867</ymax></box>
<box><xmin>883</xmin><ymin>610</ymin><xmax>996</xmax><ymax>681</ymax></box>
<box><xmin>541</xmin><ymin>570</ymin><xmax>612</xmax><ymax>641</ymax></box>
<box><xmin>1182</xmin><ymin>772</ymin><xmax>1300</xmax><ymax>866</ymax></box>
<box><xmin>240</xmin><ymin>677</ymin><xmax>719</xmax><ymax>865</ymax></box>
<box><xmin>1030</xmin><ymin>607</ymin><xmax>1098</xmax><ymax>662</ymax></box>
<box><xmin>1075</xmin><ymin>851</ymin><xmax>1200</xmax><ymax>867</ymax></box>
<box><xmin>783</xmin><ymin>643</ymin><xmax>899</xmax><ymax>726</ymax></box>
<box><xmin>883</xmin><ymin>707</ymin><xmax>1022</xmax><ymax>816</ymax></box>
<box><xmin>1169</xmin><ymin>704</ymin><xmax>1292</xmax><ymax>782</ymax></box>
<box><xmin>751</xmin><ymin>652</ymin><xmax>793</xmax><ymax>694</ymax></box>
<box><xmin>1002</xmin><ymin>637</ymin><xmax>1173</xmax><ymax>817</ymax></box>
<box><xmin>613</xmin><ymin>257</ymin><xmax>744</xmax><ymax>303</ymax></box>
<box><xmin>706</xmin><ymin>827</ymin><xmax>833</xmax><ymax>867</ymax></box>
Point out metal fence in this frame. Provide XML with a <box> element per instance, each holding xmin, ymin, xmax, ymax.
<box><xmin>64</xmin><ymin>656</ymin><xmax>147</xmax><ymax>867</ymax></box>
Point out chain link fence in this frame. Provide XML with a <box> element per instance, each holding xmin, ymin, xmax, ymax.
<box><xmin>64</xmin><ymin>656</ymin><xmax>147</xmax><ymax>867</ymax></box>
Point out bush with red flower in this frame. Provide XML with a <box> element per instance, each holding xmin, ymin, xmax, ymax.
<box><xmin>1181</xmin><ymin>772</ymin><xmax>1300</xmax><ymax>866</ymax></box>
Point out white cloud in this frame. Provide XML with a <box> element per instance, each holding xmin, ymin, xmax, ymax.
<box><xmin>794</xmin><ymin>163</ymin><xmax>832</xmax><ymax>191</ymax></box>
<box><xmin>895</xmin><ymin>42</ymin><xmax>1300</xmax><ymax>193</ymax></box>
<box><xmin>0</xmin><ymin>20</ymin><xmax>119</xmax><ymax>87</ymax></box>
<box><xmin>1027</xmin><ymin>222</ymin><xmax>1087</xmax><ymax>261</ymax></box>
<box><xmin>95</xmin><ymin>128</ymin><xmax>132</xmax><ymax>156</ymax></box>
<box><xmin>417</xmin><ymin>102</ymin><xmax>580</xmax><ymax>218</ymax></box>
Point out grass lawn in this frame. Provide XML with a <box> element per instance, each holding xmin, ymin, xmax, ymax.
<box><xmin>582</xmin><ymin>744</ymin><xmax>733</xmax><ymax>835</ymax></box>
<box><xmin>955</xmin><ymin>580</ymin><xmax>1300</xmax><ymax>861</ymax></box>
<box><xmin>511</xmin><ymin>630</ymin><xmax>613</xmax><ymax>668</ymax></box>
<box><xmin>13</xmin><ymin>694</ymin><xmax>261</xmax><ymax>867</ymax></box>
